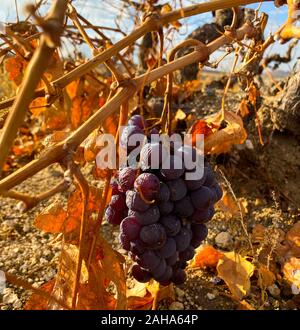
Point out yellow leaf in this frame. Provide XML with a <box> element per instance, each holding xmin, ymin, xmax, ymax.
<box><xmin>217</xmin><ymin>252</ymin><xmax>254</xmax><ymax>300</ymax></box>
<box><xmin>258</xmin><ymin>265</ymin><xmax>276</xmax><ymax>288</ymax></box>
<box><xmin>283</xmin><ymin>257</ymin><xmax>300</xmax><ymax>293</ymax></box>
<box><xmin>204</xmin><ymin>111</ymin><xmax>247</xmax><ymax>154</ymax></box>
<box><xmin>175</xmin><ymin>109</ymin><xmax>186</xmax><ymax>121</ymax></box>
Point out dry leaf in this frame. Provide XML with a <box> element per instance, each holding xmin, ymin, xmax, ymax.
<box><xmin>251</xmin><ymin>224</ymin><xmax>266</xmax><ymax>243</ymax></box>
<box><xmin>217</xmin><ymin>252</ymin><xmax>255</xmax><ymax>300</ymax></box>
<box><xmin>258</xmin><ymin>265</ymin><xmax>276</xmax><ymax>288</ymax></box>
<box><xmin>24</xmin><ymin>280</ymin><xmax>56</xmax><ymax>310</ymax></box>
<box><xmin>238</xmin><ymin>99</ymin><xmax>250</xmax><ymax>117</ymax></box>
<box><xmin>190</xmin><ymin>110</ymin><xmax>247</xmax><ymax>155</ymax></box>
<box><xmin>236</xmin><ymin>300</ymin><xmax>255</xmax><ymax>310</ymax></box>
<box><xmin>286</xmin><ymin>221</ymin><xmax>300</xmax><ymax>248</ymax></box>
<box><xmin>34</xmin><ymin>202</ymin><xmax>69</xmax><ymax>233</ymax></box>
<box><xmin>190</xmin><ymin>245</ymin><xmax>223</xmax><ymax>269</ymax></box>
<box><xmin>216</xmin><ymin>191</ymin><xmax>241</xmax><ymax>217</ymax></box>
<box><xmin>283</xmin><ymin>257</ymin><xmax>300</xmax><ymax>294</ymax></box>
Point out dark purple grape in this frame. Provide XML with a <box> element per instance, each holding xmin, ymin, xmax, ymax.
<box><xmin>161</xmin><ymin>155</ymin><xmax>185</xmax><ymax>181</ymax></box>
<box><xmin>189</xmin><ymin>208</ymin><xmax>210</xmax><ymax>223</ymax></box>
<box><xmin>128</xmin><ymin>115</ymin><xmax>146</xmax><ymax>129</ymax></box>
<box><xmin>149</xmin><ymin>127</ymin><xmax>159</xmax><ymax>135</ymax></box>
<box><xmin>156</xmin><ymin>266</ymin><xmax>173</xmax><ymax>283</ymax></box>
<box><xmin>190</xmin><ymin>224</ymin><xmax>208</xmax><ymax>247</ymax></box>
<box><xmin>137</xmin><ymin>250</ymin><xmax>160</xmax><ymax>271</ymax></box>
<box><xmin>160</xmin><ymin>215</ymin><xmax>181</xmax><ymax>236</ymax></box>
<box><xmin>185</xmin><ymin>172</ymin><xmax>206</xmax><ymax>190</ymax></box>
<box><xmin>152</xmin><ymin>259</ymin><xmax>167</xmax><ymax>280</ymax></box>
<box><xmin>140</xmin><ymin>143</ymin><xmax>167</xmax><ymax>171</ymax></box>
<box><xmin>174</xmin><ymin>227</ymin><xmax>192</xmax><ymax>252</ymax></box>
<box><xmin>158</xmin><ymin>182</ymin><xmax>170</xmax><ymax>202</ymax></box>
<box><xmin>166</xmin><ymin>252</ymin><xmax>178</xmax><ymax>266</ymax></box>
<box><xmin>120</xmin><ymin>216</ymin><xmax>141</xmax><ymax>240</ymax></box>
<box><xmin>211</xmin><ymin>184</ymin><xmax>223</xmax><ymax>202</ymax></box>
<box><xmin>126</xmin><ymin>190</ymin><xmax>150</xmax><ymax>212</ymax></box>
<box><xmin>134</xmin><ymin>173</ymin><xmax>160</xmax><ymax>200</ymax></box>
<box><xmin>111</xmin><ymin>181</ymin><xmax>122</xmax><ymax>196</ymax></box>
<box><xmin>119</xmin><ymin>233</ymin><xmax>130</xmax><ymax>250</ymax></box>
<box><xmin>130</xmin><ymin>239</ymin><xmax>146</xmax><ymax>255</ymax></box>
<box><xmin>105</xmin><ymin>206</ymin><xmax>124</xmax><ymax>225</ymax></box>
<box><xmin>172</xmin><ymin>268</ymin><xmax>186</xmax><ymax>285</ymax></box>
<box><xmin>110</xmin><ymin>194</ymin><xmax>126</xmax><ymax>211</ymax></box>
<box><xmin>140</xmin><ymin>223</ymin><xmax>166</xmax><ymax>248</ymax></box>
<box><xmin>190</xmin><ymin>186</ymin><xmax>214</xmax><ymax>210</ymax></box>
<box><xmin>120</xmin><ymin>125</ymin><xmax>144</xmax><ymax>151</ymax></box>
<box><xmin>118</xmin><ymin>167</ymin><xmax>137</xmax><ymax>192</ymax></box>
<box><xmin>174</xmin><ymin>196</ymin><xmax>194</xmax><ymax>217</ymax></box>
<box><xmin>203</xmin><ymin>166</ymin><xmax>215</xmax><ymax>187</ymax></box>
<box><xmin>158</xmin><ymin>200</ymin><xmax>174</xmax><ymax>215</ymax></box>
<box><xmin>167</xmin><ymin>178</ymin><xmax>187</xmax><ymax>201</ymax></box>
<box><xmin>131</xmin><ymin>264</ymin><xmax>152</xmax><ymax>283</ymax></box>
<box><xmin>128</xmin><ymin>206</ymin><xmax>160</xmax><ymax>226</ymax></box>
<box><xmin>158</xmin><ymin>237</ymin><xmax>176</xmax><ymax>258</ymax></box>
<box><xmin>179</xmin><ymin>246</ymin><xmax>195</xmax><ymax>262</ymax></box>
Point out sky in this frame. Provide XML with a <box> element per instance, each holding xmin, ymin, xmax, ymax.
<box><xmin>0</xmin><ymin>0</ymin><xmax>299</xmax><ymax>71</ymax></box>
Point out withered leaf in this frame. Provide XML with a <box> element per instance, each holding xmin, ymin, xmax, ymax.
<box><xmin>190</xmin><ymin>245</ymin><xmax>223</xmax><ymax>269</ymax></box>
<box><xmin>217</xmin><ymin>252</ymin><xmax>254</xmax><ymax>300</ymax></box>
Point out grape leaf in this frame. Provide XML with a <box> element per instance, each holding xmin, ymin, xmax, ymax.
<box><xmin>190</xmin><ymin>245</ymin><xmax>223</xmax><ymax>269</ymax></box>
<box><xmin>217</xmin><ymin>252</ymin><xmax>255</xmax><ymax>300</ymax></box>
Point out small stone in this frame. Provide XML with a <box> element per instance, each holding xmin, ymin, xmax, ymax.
<box><xmin>175</xmin><ymin>287</ymin><xmax>185</xmax><ymax>298</ymax></box>
<box><xmin>206</xmin><ymin>293</ymin><xmax>216</xmax><ymax>300</ymax></box>
<box><xmin>3</xmin><ymin>292</ymin><xmax>19</xmax><ymax>304</ymax></box>
<box><xmin>169</xmin><ymin>302</ymin><xmax>184</xmax><ymax>310</ymax></box>
<box><xmin>267</xmin><ymin>284</ymin><xmax>281</xmax><ymax>298</ymax></box>
<box><xmin>215</xmin><ymin>232</ymin><xmax>233</xmax><ymax>249</ymax></box>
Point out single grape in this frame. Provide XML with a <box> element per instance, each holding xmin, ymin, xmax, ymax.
<box><xmin>189</xmin><ymin>208</ymin><xmax>210</xmax><ymax>223</ymax></box>
<box><xmin>203</xmin><ymin>165</ymin><xmax>215</xmax><ymax>187</ymax></box>
<box><xmin>118</xmin><ymin>167</ymin><xmax>137</xmax><ymax>192</ymax></box>
<box><xmin>128</xmin><ymin>206</ymin><xmax>160</xmax><ymax>226</ymax></box>
<box><xmin>120</xmin><ymin>216</ymin><xmax>141</xmax><ymax>241</ymax></box>
<box><xmin>149</xmin><ymin>127</ymin><xmax>159</xmax><ymax>135</ymax></box>
<box><xmin>161</xmin><ymin>155</ymin><xmax>185</xmax><ymax>181</ymax></box>
<box><xmin>140</xmin><ymin>142</ymin><xmax>167</xmax><ymax>171</ymax></box>
<box><xmin>158</xmin><ymin>182</ymin><xmax>170</xmax><ymax>202</ymax></box>
<box><xmin>152</xmin><ymin>259</ymin><xmax>167</xmax><ymax>280</ymax></box>
<box><xmin>111</xmin><ymin>181</ymin><xmax>122</xmax><ymax>196</ymax></box>
<box><xmin>128</xmin><ymin>115</ymin><xmax>146</xmax><ymax>129</ymax></box>
<box><xmin>190</xmin><ymin>224</ymin><xmax>208</xmax><ymax>247</ymax></box>
<box><xmin>126</xmin><ymin>190</ymin><xmax>150</xmax><ymax>212</ymax></box>
<box><xmin>130</xmin><ymin>239</ymin><xmax>146</xmax><ymax>255</ymax></box>
<box><xmin>158</xmin><ymin>200</ymin><xmax>174</xmax><ymax>216</ymax></box>
<box><xmin>174</xmin><ymin>196</ymin><xmax>194</xmax><ymax>217</ymax></box>
<box><xmin>171</xmin><ymin>268</ymin><xmax>186</xmax><ymax>285</ymax></box>
<box><xmin>110</xmin><ymin>194</ymin><xmax>126</xmax><ymax>211</ymax></box>
<box><xmin>105</xmin><ymin>206</ymin><xmax>124</xmax><ymax>225</ymax></box>
<box><xmin>185</xmin><ymin>169</ymin><xmax>206</xmax><ymax>190</ymax></box>
<box><xmin>134</xmin><ymin>173</ymin><xmax>160</xmax><ymax>200</ymax></box>
<box><xmin>160</xmin><ymin>215</ymin><xmax>181</xmax><ymax>236</ymax></box>
<box><xmin>131</xmin><ymin>264</ymin><xmax>152</xmax><ymax>283</ymax></box>
<box><xmin>119</xmin><ymin>233</ymin><xmax>130</xmax><ymax>251</ymax></box>
<box><xmin>158</xmin><ymin>237</ymin><xmax>176</xmax><ymax>259</ymax></box>
<box><xmin>166</xmin><ymin>252</ymin><xmax>178</xmax><ymax>266</ymax></box>
<box><xmin>190</xmin><ymin>186</ymin><xmax>214</xmax><ymax>210</ymax></box>
<box><xmin>137</xmin><ymin>250</ymin><xmax>161</xmax><ymax>271</ymax></box>
<box><xmin>120</xmin><ymin>125</ymin><xmax>144</xmax><ymax>151</ymax></box>
<box><xmin>156</xmin><ymin>266</ymin><xmax>173</xmax><ymax>283</ymax></box>
<box><xmin>211</xmin><ymin>183</ymin><xmax>223</xmax><ymax>202</ymax></box>
<box><xmin>167</xmin><ymin>178</ymin><xmax>187</xmax><ymax>201</ymax></box>
<box><xmin>174</xmin><ymin>227</ymin><xmax>192</xmax><ymax>252</ymax></box>
<box><xmin>140</xmin><ymin>223</ymin><xmax>167</xmax><ymax>248</ymax></box>
<box><xmin>179</xmin><ymin>246</ymin><xmax>195</xmax><ymax>262</ymax></box>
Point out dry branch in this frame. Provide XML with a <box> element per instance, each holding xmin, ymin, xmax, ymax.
<box><xmin>0</xmin><ymin>22</ymin><xmax>258</xmax><ymax>194</ymax></box>
<box><xmin>0</xmin><ymin>0</ymin><xmax>68</xmax><ymax>174</ymax></box>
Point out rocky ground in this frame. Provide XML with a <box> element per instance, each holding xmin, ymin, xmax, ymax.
<box><xmin>0</xmin><ymin>75</ymin><xmax>299</xmax><ymax>310</ymax></box>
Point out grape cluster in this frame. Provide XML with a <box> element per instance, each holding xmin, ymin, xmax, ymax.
<box><xmin>105</xmin><ymin>114</ymin><xmax>223</xmax><ymax>285</ymax></box>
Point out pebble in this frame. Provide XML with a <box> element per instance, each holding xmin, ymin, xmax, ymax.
<box><xmin>267</xmin><ymin>284</ymin><xmax>281</xmax><ymax>298</ymax></box>
<box><xmin>206</xmin><ymin>293</ymin><xmax>216</xmax><ymax>300</ymax></box>
<box><xmin>215</xmin><ymin>232</ymin><xmax>233</xmax><ymax>249</ymax></box>
<box><xmin>175</xmin><ymin>287</ymin><xmax>185</xmax><ymax>298</ymax></box>
<box><xmin>169</xmin><ymin>302</ymin><xmax>184</xmax><ymax>310</ymax></box>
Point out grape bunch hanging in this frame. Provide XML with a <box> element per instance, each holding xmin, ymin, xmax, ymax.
<box><xmin>105</xmin><ymin>114</ymin><xmax>223</xmax><ymax>285</ymax></box>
